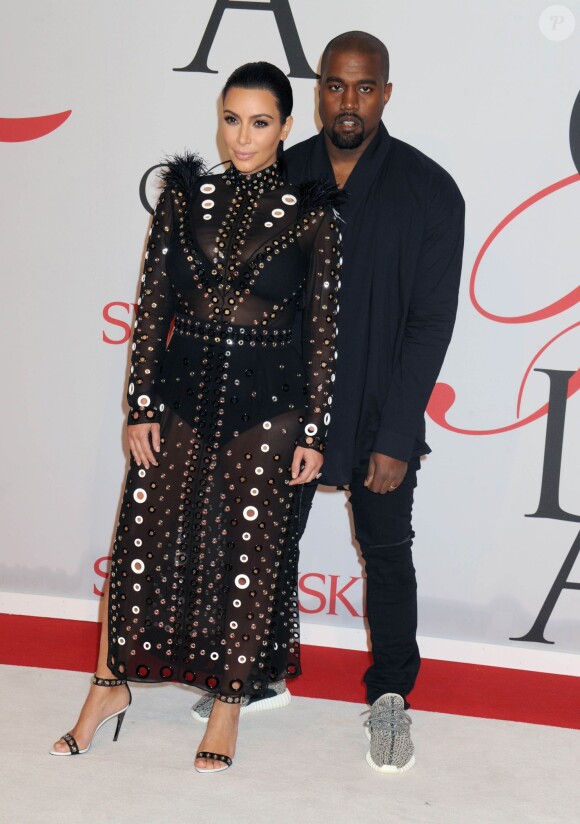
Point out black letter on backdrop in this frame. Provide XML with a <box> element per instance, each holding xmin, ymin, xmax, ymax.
<box><xmin>526</xmin><ymin>369</ymin><xmax>580</xmax><ymax>522</ymax></box>
<box><xmin>570</xmin><ymin>88</ymin><xmax>580</xmax><ymax>174</ymax></box>
<box><xmin>511</xmin><ymin>369</ymin><xmax>580</xmax><ymax>644</ymax></box>
<box><xmin>140</xmin><ymin>164</ymin><xmax>164</xmax><ymax>215</ymax></box>
<box><xmin>510</xmin><ymin>529</ymin><xmax>580</xmax><ymax>644</ymax></box>
<box><xmin>174</xmin><ymin>0</ymin><xmax>317</xmax><ymax>78</ymax></box>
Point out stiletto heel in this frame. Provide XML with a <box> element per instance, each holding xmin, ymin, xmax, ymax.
<box><xmin>113</xmin><ymin>710</ymin><xmax>127</xmax><ymax>742</ymax></box>
<box><xmin>50</xmin><ymin>675</ymin><xmax>132</xmax><ymax>756</ymax></box>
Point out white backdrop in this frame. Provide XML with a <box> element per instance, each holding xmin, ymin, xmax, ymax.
<box><xmin>1</xmin><ymin>0</ymin><xmax>579</xmax><ymax>672</ymax></box>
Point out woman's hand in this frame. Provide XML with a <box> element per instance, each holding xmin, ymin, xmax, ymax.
<box><xmin>288</xmin><ymin>446</ymin><xmax>323</xmax><ymax>486</ymax></box>
<box><xmin>127</xmin><ymin>423</ymin><xmax>161</xmax><ymax>469</ymax></box>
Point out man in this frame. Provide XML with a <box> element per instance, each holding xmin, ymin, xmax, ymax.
<box><xmin>287</xmin><ymin>30</ymin><xmax>464</xmax><ymax>773</ymax></box>
<box><xmin>192</xmin><ymin>31</ymin><xmax>464</xmax><ymax>773</ymax></box>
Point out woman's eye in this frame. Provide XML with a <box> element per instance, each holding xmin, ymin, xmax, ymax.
<box><xmin>224</xmin><ymin>115</ymin><xmax>238</xmax><ymax>124</ymax></box>
<box><xmin>254</xmin><ymin>120</ymin><xmax>269</xmax><ymax>128</ymax></box>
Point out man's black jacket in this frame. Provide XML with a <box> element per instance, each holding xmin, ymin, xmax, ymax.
<box><xmin>285</xmin><ymin>122</ymin><xmax>465</xmax><ymax>485</ymax></box>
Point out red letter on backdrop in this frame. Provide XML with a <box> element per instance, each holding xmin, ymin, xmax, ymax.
<box><xmin>298</xmin><ymin>573</ymin><xmax>326</xmax><ymax>614</ymax></box>
<box><xmin>93</xmin><ymin>555</ymin><xmax>111</xmax><ymax>597</ymax></box>
<box><xmin>102</xmin><ymin>302</ymin><xmax>137</xmax><ymax>344</ymax></box>
<box><xmin>327</xmin><ymin>575</ymin><xmax>364</xmax><ymax>617</ymax></box>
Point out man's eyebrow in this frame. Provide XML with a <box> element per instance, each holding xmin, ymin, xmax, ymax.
<box><xmin>324</xmin><ymin>77</ymin><xmax>378</xmax><ymax>85</ymax></box>
<box><xmin>223</xmin><ymin>109</ymin><xmax>274</xmax><ymax>119</ymax></box>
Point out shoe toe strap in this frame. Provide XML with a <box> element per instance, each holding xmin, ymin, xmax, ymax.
<box><xmin>62</xmin><ymin>732</ymin><xmax>80</xmax><ymax>755</ymax></box>
<box><xmin>196</xmin><ymin>751</ymin><xmax>232</xmax><ymax>766</ymax></box>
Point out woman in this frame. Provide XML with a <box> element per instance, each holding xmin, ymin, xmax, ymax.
<box><xmin>51</xmin><ymin>62</ymin><xmax>342</xmax><ymax>772</ymax></box>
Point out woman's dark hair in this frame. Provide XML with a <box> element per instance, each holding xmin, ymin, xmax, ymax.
<box><xmin>222</xmin><ymin>62</ymin><xmax>293</xmax><ymax>161</ymax></box>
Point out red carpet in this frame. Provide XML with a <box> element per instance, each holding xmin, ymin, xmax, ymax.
<box><xmin>1</xmin><ymin>614</ymin><xmax>578</xmax><ymax>729</ymax></box>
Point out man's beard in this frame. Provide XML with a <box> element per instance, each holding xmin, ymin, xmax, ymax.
<box><xmin>330</xmin><ymin>127</ymin><xmax>365</xmax><ymax>149</ymax></box>
<box><xmin>329</xmin><ymin>114</ymin><xmax>365</xmax><ymax>149</ymax></box>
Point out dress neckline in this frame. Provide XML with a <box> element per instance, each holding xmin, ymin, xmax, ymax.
<box><xmin>223</xmin><ymin>161</ymin><xmax>284</xmax><ymax>193</ymax></box>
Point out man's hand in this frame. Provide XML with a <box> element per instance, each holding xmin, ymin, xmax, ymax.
<box><xmin>364</xmin><ymin>452</ymin><xmax>408</xmax><ymax>494</ymax></box>
<box><xmin>127</xmin><ymin>422</ymin><xmax>160</xmax><ymax>469</ymax></box>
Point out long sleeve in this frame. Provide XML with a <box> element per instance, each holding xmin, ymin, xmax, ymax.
<box><xmin>298</xmin><ymin>208</ymin><xmax>342</xmax><ymax>452</ymax></box>
<box><xmin>127</xmin><ymin>187</ymin><xmax>176</xmax><ymax>425</ymax></box>
<box><xmin>372</xmin><ymin>178</ymin><xmax>465</xmax><ymax>461</ymax></box>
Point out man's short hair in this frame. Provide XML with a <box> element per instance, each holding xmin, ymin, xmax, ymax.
<box><xmin>320</xmin><ymin>31</ymin><xmax>390</xmax><ymax>83</ymax></box>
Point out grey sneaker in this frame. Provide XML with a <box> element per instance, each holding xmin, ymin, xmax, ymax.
<box><xmin>191</xmin><ymin>680</ymin><xmax>291</xmax><ymax>724</ymax></box>
<box><xmin>363</xmin><ymin>693</ymin><xmax>415</xmax><ymax>773</ymax></box>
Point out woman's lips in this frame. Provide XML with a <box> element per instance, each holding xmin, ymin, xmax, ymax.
<box><xmin>234</xmin><ymin>151</ymin><xmax>256</xmax><ymax>160</ymax></box>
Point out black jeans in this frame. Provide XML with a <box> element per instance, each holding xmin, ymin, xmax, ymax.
<box><xmin>298</xmin><ymin>458</ymin><xmax>421</xmax><ymax>706</ymax></box>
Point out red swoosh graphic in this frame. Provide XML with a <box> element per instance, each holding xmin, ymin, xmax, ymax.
<box><xmin>428</xmin><ymin>369</ymin><xmax>580</xmax><ymax>436</ymax></box>
<box><xmin>470</xmin><ymin>174</ymin><xmax>580</xmax><ymax>324</ymax></box>
<box><xmin>0</xmin><ymin>110</ymin><xmax>72</xmax><ymax>142</ymax></box>
<box><xmin>428</xmin><ymin>173</ymin><xmax>580</xmax><ymax>435</ymax></box>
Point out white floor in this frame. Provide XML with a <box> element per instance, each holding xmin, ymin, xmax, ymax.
<box><xmin>2</xmin><ymin>665</ymin><xmax>579</xmax><ymax>824</ymax></box>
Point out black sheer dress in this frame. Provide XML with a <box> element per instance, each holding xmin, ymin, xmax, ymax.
<box><xmin>107</xmin><ymin>155</ymin><xmax>342</xmax><ymax>701</ymax></box>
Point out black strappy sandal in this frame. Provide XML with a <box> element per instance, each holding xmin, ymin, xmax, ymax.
<box><xmin>50</xmin><ymin>675</ymin><xmax>132</xmax><ymax>756</ymax></box>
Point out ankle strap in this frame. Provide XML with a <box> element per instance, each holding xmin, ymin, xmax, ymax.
<box><xmin>92</xmin><ymin>675</ymin><xmax>127</xmax><ymax>687</ymax></box>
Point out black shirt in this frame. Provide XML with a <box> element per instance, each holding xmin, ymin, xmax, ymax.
<box><xmin>285</xmin><ymin>123</ymin><xmax>465</xmax><ymax>485</ymax></box>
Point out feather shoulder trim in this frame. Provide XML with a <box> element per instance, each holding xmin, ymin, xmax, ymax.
<box><xmin>158</xmin><ymin>151</ymin><xmax>207</xmax><ymax>197</ymax></box>
<box><xmin>296</xmin><ymin>177</ymin><xmax>348</xmax><ymax>215</ymax></box>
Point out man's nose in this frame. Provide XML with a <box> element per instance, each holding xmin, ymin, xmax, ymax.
<box><xmin>340</xmin><ymin>87</ymin><xmax>358</xmax><ymax>110</ymax></box>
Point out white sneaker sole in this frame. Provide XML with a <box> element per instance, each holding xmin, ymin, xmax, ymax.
<box><xmin>191</xmin><ymin>688</ymin><xmax>291</xmax><ymax>724</ymax></box>
<box><xmin>364</xmin><ymin>725</ymin><xmax>415</xmax><ymax>773</ymax></box>
<box><xmin>365</xmin><ymin>750</ymin><xmax>416</xmax><ymax>773</ymax></box>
